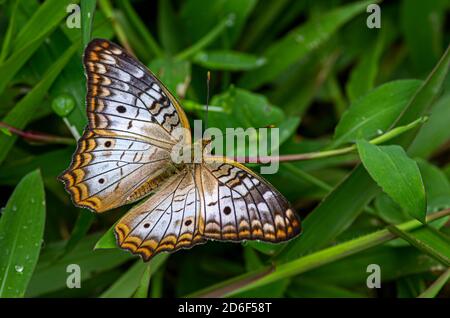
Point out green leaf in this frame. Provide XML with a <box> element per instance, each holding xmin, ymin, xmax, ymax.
<box><xmin>357</xmin><ymin>140</ymin><xmax>426</xmax><ymax>223</ymax></box>
<box><xmin>148</xmin><ymin>58</ymin><xmax>191</xmax><ymax>98</ymax></box>
<box><xmin>409</xmin><ymin>93</ymin><xmax>450</xmax><ymax>158</ymax></box>
<box><xmin>388</xmin><ymin>225</ymin><xmax>450</xmax><ymax>266</ymax></box>
<box><xmin>418</xmin><ymin>268</ymin><xmax>450</xmax><ymax>298</ymax></box>
<box><xmin>192</xmin><ymin>50</ymin><xmax>265</xmax><ymax>71</ymax></box>
<box><xmin>401</xmin><ymin>0</ymin><xmax>445</xmax><ymax>75</ymax></box>
<box><xmin>276</xmin><ymin>165</ymin><xmax>380</xmax><ymax>261</ymax></box>
<box><xmin>12</xmin><ymin>0</ymin><xmax>74</xmax><ymax>52</ymax></box>
<box><xmin>346</xmin><ymin>26</ymin><xmax>387</xmax><ymax>102</ymax></box>
<box><xmin>0</xmin><ymin>43</ymin><xmax>78</xmax><ymax>165</ymax></box>
<box><xmin>278</xmin><ymin>45</ymin><xmax>450</xmax><ymax>264</ymax></box>
<box><xmin>190</xmin><ymin>210</ymin><xmax>450</xmax><ymax>297</ymax></box>
<box><xmin>209</xmin><ymin>87</ymin><xmax>285</xmax><ymax>130</ymax></box>
<box><xmin>95</xmin><ymin>225</ymin><xmax>117</xmax><ymax>249</ymax></box>
<box><xmin>117</xmin><ymin>0</ymin><xmax>162</xmax><ymax>57</ymax></box>
<box><xmin>0</xmin><ymin>170</ymin><xmax>46</xmax><ymax>297</ymax></box>
<box><xmin>81</xmin><ymin>0</ymin><xmax>97</xmax><ymax>48</ymax></box>
<box><xmin>238</xmin><ymin>0</ymin><xmax>375</xmax><ymax>89</ymax></box>
<box><xmin>180</xmin><ymin>0</ymin><xmax>257</xmax><ymax>47</ymax></box>
<box><xmin>26</xmin><ymin>233</ymin><xmax>132</xmax><ymax>297</ymax></box>
<box><xmin>332</xmin><ymin>80</ymin><xmax>422</xmax><ymax>148</ymax></box>
<box><xmin>100</xmin><ymin>255</ymin><xmax>168</xmax><ymax>298</ymax></box>
<box><xmin>0</xmin><ymin>0</ymin><xmax>75</xmax><ymax>94</ymax></box>
<box><xmin>134</xmin><ymin>264</ymin><xmax>152</xmax><ymax>298</ymax></box>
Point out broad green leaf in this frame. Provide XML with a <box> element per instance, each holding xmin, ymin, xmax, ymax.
<box><xmin>332</xmin><ymin>80</ymin><xmax>422</xmax><ymax>148</ymax></box>
<box><xmin>208</xmin><ymin>87</ymin><xmax>285</xmax><ymax>131</ymax></box>
<box><xmin>357</xmin><ymin>140</ymin><xmax>426</xmax><ymax>222</ymax></box>
<box><xmin>0</xmin><ymin>43</ymin><xmax>78</xmax><ymax>165</ymax></box>
<box><xmin>192</xmin><ymin>50</ymin><xmax>265</xmax><ymax>71</ymax></box>
<box><xmin>0</xmin><ymin>170</ymin><xmax>46</xmax><ymax>297</ymax></box>
<box><xmin>238</xmin><ymin>0</ymin><xmax>375</xmax><ymax>89</ymax></box>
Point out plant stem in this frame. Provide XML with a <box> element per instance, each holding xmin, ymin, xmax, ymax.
<box><xmin>231</xmin><ymin>117</ymin><xmax>427</xmax><ymax>164</ymax></box>
<box><xmin>0</xmin><ymin>122</ymin><xmax>75</xmax><ymax>145</ymax></box>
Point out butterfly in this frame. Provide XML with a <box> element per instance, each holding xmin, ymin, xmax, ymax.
<box><xmin>59</xmin><ymin>39</ymin><xmax>301</xmax><ymax>261</ymax></box>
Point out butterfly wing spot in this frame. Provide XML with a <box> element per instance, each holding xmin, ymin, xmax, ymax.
<box><xmin>223</xmin><ymin>206</ymin><xmax>231</xmax><ymax>215</ymax></box>
<box><xmin>116</xmin><ymin>105</ymin><xmax>126</xmax><ymax>113</ymax></box>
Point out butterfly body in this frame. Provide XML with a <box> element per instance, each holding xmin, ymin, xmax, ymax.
<box><xmin>59</xmin><ymin>39</ymin><xmax>301</xmax><ymax>261</ymax></box>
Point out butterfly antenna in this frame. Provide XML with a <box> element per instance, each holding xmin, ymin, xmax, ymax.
<box><xmin>205</xmin><ymin>71</ymin><xmax>211</xmax><ymax>132</ymax></box>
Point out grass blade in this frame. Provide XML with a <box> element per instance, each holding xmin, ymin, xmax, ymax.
<box><xmin>238</xmin><ymin>0</ymin><xmax>375</xmax><ymax>89</ymax></box>
<box><xmin>0</xmin><ymin>43</ymin><xmax>78</xmax><ymax>165</ymax></box>
<box><xmin>0</xmin><ymin>170</ymin><xmax>46</xmax><ymax>297</ymax></box>
<box><xmin>418</xmin><ymin>268</ymin><xmax>450</xmax><ymax>298</ymax></box>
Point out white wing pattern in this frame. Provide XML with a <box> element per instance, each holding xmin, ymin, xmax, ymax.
<box><xmin>59</xmin><ymin>39</ymin><xmax>190</xmax><ymax>212</ymax></box>
<box><xmin>115</xmin><ymin>159</ymin><xmax>301</xmax><ymax>261</ymax></box>
<box><xmin>61</xmin><ymin>39</ymin><xmax>301</xmax><ymax>261</ymax></box>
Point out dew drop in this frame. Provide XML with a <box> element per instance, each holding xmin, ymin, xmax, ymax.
<box><xmin>15</xmin><ymin>265</ymin><xmax>24</xmax><ymax>273</ymax></box>
<box><xmin>12</xmin><ymin>205</ymin><xmax>17</xmax><ymax>212</ymax></box>
<box><xmin>295</xmin><ymin>34</ymin><xmax>304</xmax><ymax>43</ymax></box>
<box><xmin>226</xmin><ymin>13</ymin><xmax>236</xmax><ymax>27</ymax></box>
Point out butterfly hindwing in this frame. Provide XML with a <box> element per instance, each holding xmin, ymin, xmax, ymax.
<box><xmin>115</xmin><ymin>169</ymin><xmax>205</xmax><ymax>261</ymax></box>
<box><xmin>59</xmin><ymin>39</ymin><xmax>190</xmax><ymax>212</ymax></box>
<box><xmin>199</xmin><ymin>159</ymin><xmax>301</xmax><ymax>242</ymax></box>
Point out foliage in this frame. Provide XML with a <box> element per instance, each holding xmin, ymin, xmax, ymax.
<box><xmin>0</xmin><ymin>0</ymin><xmax>449</xmax><ymax>298</ymax></box>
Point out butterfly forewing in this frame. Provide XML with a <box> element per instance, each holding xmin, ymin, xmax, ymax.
<box><xmin>59</xmin><ymin>39</ymin><xmax>190</xmax><ymax>212</ymax></box>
